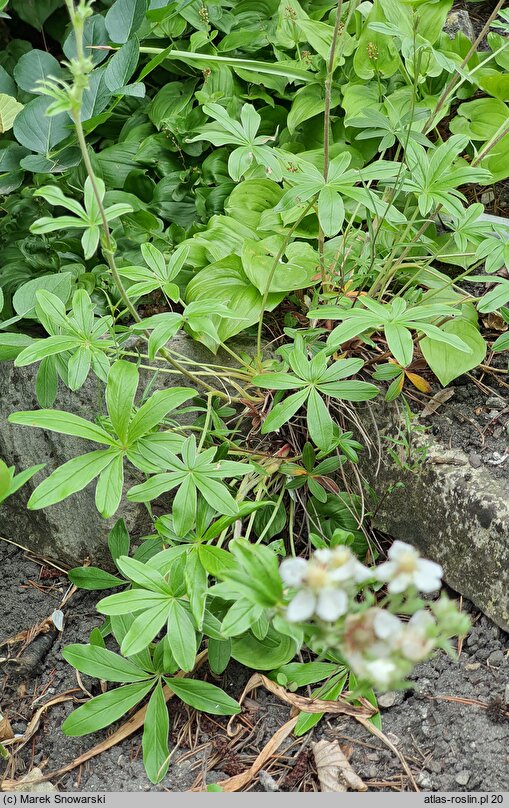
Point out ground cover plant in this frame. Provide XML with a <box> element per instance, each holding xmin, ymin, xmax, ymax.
<box><xmin>0</xmin><ymin>0</ymin><xmax>508</xmax><ymax>787</ymax></box>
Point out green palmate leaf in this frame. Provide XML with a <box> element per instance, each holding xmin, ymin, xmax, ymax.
<box><xmin>27</xmin><ymin>450</ymin><xmax>117</xmax><ymax>510</ymax></box>
<box><xmin>62</xmin><ymin>681</ymin><xmax>154</xmax><ymax>736</ymax></box>
<box><xmin>421</xmin><ymin>319</ymin><xmax>485</xmax><ymax>386</ymax></box>
<box><xmin>68</xmin><ymin>566</ymin><xmax>125</xmax><ymax>591</ymax></box>
<box><xmin>166</xmin><ymin>599</ymin><xmax>197</xmax><ymax>672</ymax></box>
<box><xmin>221</xmin><ymin>600</ymin><xmax>264</xmax><ymax>638</ymax></box>
<box><xmin>62</xmin><ymin>644</ymin><xmax>151</xmax><ymax>683</ymax></box>
<box><xmin>142</xmin><ymin>681</ymin><xmax>170</xmax><ymax>784</ymax></box>
<box><xmin>127</xmin><ymin>388</ymin><xmax>195</xmax><ymax>442</ymax></box>
<box><xmin>165</xmin><ymin>678</ymin><xmax>240</xmax><ymax>716</ymax></box>
<box><xmin>15</xmin><ymin>336</ymin><xmax>82</xmax><ymax>366</ymax></box>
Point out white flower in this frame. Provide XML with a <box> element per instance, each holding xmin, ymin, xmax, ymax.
<box><xmin>287</xmin><ymin>586</ymin><xmax>348</xmax><ymax>622</ymax></box>
<box><xmin>327</xmin><ymin>546</ymin><xmax>372</xmax><ymax>584</ymax></box>
<box><xmin>376</xmin><ymin>541</ymin><xmax>443</xmax><ymax>593</ymax></box>
<box><xmin>280</xmin><ymin>552</ymin><xmax>350</xmax><ymax>623</ymax></box>
<box><xmin>280</xmin><ymin>557</ymin><xmax>308</xmax><ymax>587</ymax></box>
<box><xmin>401</xmin><ymin>610</ymin><xmax>436</xmax><ymax>662</ymax></box>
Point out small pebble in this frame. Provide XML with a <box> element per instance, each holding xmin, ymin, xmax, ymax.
<box><xmin>455</xmin><ymin>770</ymin><xmax>471</xmax><ymax>786</ymax></box>
<box><xmin>468</xmin><ymin>452</ymin><xmax>482</xmax><ymax>469</ymax></box>
<box><xmin>386</xmin><ymin>732</ymin><xmax>400</xmax><ymax>746</ymax></box>
<box><xmin>465</xmin><ymin>662</ymin><xmax>481</xmax><ymax>671</ymax></box>
<box><xmin>504</xmin><ymin>683</ymin><xmax>509</xmax><ymax>705</ymax></box>
<box><xmin>488</xmin><ymin>650</ymin><xmax>505</xmax><ymax>667</ymax></box>
<box><xmin>378</xmin><ymin>691</ymin><xmax>397</xmax><ymax>708</ymax></box>
<box><xmin>417</xmin><ymin>772</ymin><xmax>433</xmax><ymax>788</ymax></box>
<box><xmin>486</xmin><ymin>396</ymin><xmax>506</xmax><ymax>410</ymax></box>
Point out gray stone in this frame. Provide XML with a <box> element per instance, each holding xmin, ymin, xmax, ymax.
<box><xmin>377</xmin><ymin>691</ymin><xmax>403</xmax><ymax>709</ymax></box>
<box><xmin>455</xmin><ymin>770</ymin><xmax>471</xmax><ymax>786</ymax></box>
<box><xmin>487</xmin><ymin>650</ymin><xmax>505</xmax><ymax>667</ymax></box>
<box><xmin>0</xmin><ymin>334</ymin><xmax>256</xmax><ymax>565</ymax></box>
<box><xmin>468</xmin><ymin>452</ymin><xmax>482</xmax><ymax>469</ymax></box>
<box><xmin>356</xmin><ymin>403</ymin><xmax>509</xmax><ymax>632</ymax></box>
<box><xmin>504</xmin><ymin>683</ymin><xmax>509</xmax><ymax>705</ymax></box>
<box><xmin>444</xmin><ymin>10</ymin><xmax>475</xmax><ymax>41</ymax></box>
<box><xmin>486</xmin><ymin>397</ymin><xmax>506</xmax><ymax>410</ymax></box>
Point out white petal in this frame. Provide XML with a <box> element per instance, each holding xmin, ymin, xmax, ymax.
<box><xmin>316</xmin><ymin>588</ymin><xmax>348</xmax><ymax>621</ymax></box>
<box><xmin>353</xmin><ymin>562</ymin><xmax>372</xmax><ymax>583</ymax></box>
<box><xmin>328</xmin><ymin>559</ymin><xmax>356</xmax><ymax>583</ymax></box>
<box><xmin>408</xmin><ymin>610</ymin><xmax>435</xmax><ymax>630</ymax></box>
<box><xmin>286</xmin><ymin>589</ymin><xmax>316</xmax><ymax>622</ymax></box>
<box><xmin>415</xmin><ymin>559</ymin><xmax>443</xmax><ymax>592</ymax></box>
<box><xmin>280</xmin><ymin>557</ymin><xmax>308</xmax><ymax>586</ymax></box>
<box><xmin>389</xmin><ymin>540</ymin><xmax>415</xmax><ymax>560</ymax></box>
<box><xmin>387</xmin><ymin>572</ymin><xmax>413</xmax><ymax>594</ymax></box>
<box><xmin>375</xmin><ymin>560</ymin><xmax>397</xmax><ymax>582</ymax></box>
<box><xmin>373</xmin><ymin>610</ymin><xmax>402</xmax><ymax>640</ymax></box>
<box><xmin>365</xmin><ymin>659</ymin><xmax>397</xmax><ymax>688</ymax></box>
<box><xmin>314</xmin><ymin>549</ymin><xmax>332</xmax><ymax>565</ymax></box>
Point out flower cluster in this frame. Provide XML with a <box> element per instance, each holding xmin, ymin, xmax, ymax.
<box><xmin>279</xmin><ymin>540</ymin><xmax>469</xmax><ymax>691</ymax></box>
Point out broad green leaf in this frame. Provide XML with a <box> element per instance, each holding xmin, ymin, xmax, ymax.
<box><xmin>13</xmin><ymin>50</ymin><xmax>63</xmax><ymax>94</ymax></box>
<box><xmin>165</xmin><ymin>678</ymin><xmax>240</xmax><ymax>716</ymax></box>
<box><xmin>318</xmin><ymin>187</ymin><xmax>344</xmax><ymax>237</ymax></box>
<box><xmin>108</xmin><ymin>519</ymin><xmax>131</xmax><ymax>563</ymax></box>
<box><xmin>261</xmin><ymin>387</ymin><xmax>309</xmax><ymax>433</ymax></box>
<box><xmin>13</xmin><ymin>96</ymin><xmax>70</xmax><ymax>154</ymax></box>
<box><xmin>27</xmin><ymin>450</ymin><xmax>117</xmax><ymax>510</ymax></box>
<box><xmin>142</xmin><ymin>681</ymin><xmax>170</xmax><ymax>784</ymax></box>
<box><xmin>306</xmin><ymin>388</ymin><xmax>333</xmax><ymax>450</ymax></box>
<box><xmin>68</xmin><ymin>566</ymin><xmax>125</xmax><ymax>591</ymax></box>
<box><xmin>116</xmin><ymin>556</ymin><xmax>172</xmax><ymax>595</ymax></box>
<box><xmin>0</xmin><ymin>93</ymin><xmax>23</xmax><ymax>132</ymax></box>
<box><xmin>207</xmin><ymin>638</ymin><xmax>231</xmax><ymax>675</ymax></box>
<box><xmin>106</xmin><ymin>360</ymin><xmax>138</xmax><ymax>442</ymax></box>
<box><xmin>384</xmin><ymin>323</ymin><xmax>414</xmax><ymax>367</ymax></box>
<box><xmin>231</xmin><ymin>628</ymin><xmax>297</xmax><ymax>670</ymax></box>
<box><xmin>106</xmin><ymin>0</ymin><xmax>147</xmax><ymax>44</ymax></box>
<box><xmin>62</xmin><ymin>681</ymin><xmax>153</xmax><ymax>736</ymax></box>
<box><xmin>197</xmin><ymin>545</ymin><xmax>236</xmax><ymax>576</ymax></box>
<box><xmin>13</xmin><ymin>273</ymin><xmax>72</xmax><ymax>320</ymax></box>
<box><xmin>95</xmin><ymin>454</ymin><xmax>124</xmax><ymax>519</ymax></box>
<box><xmin>166</xmin><ymin>599</ymin><xmax>197</xmax><ymax>672</ymax></box>
<box><xmin>421</xmin><ymin>319</ymin><xmax>486</xmax><ymax>386</ymax></box>
<box><xmin>105</xmin><ymin>37</ymin><xmax>140</xmax><ymax>92</ymax></box>
<box><xmin>15</xmin><ymin>336</ymin><xmax>81</xmax><ymax>367</ymax></box>
<box><xmin>221</xmin><ymin>600</ymin><xmax>263</xmax><ymax>638</ymax></box>
<box><xmin>98</xmin><ymin>589</ymin><xmax>171</xmax><ymax>616</ymax></box>
<box><xmin>128</xmin><ymin>387</ymin><xmax>195</xmax><ymax>442</ymax></box>
<box><xmin>8</xmin><ymin>410</ymin><xmax>116</xmax><ymax>446</ymax></box>
<box><xmin>62</xmin><ymin>644</ymin><xmax>150</xmax><ymax>683</ymax></box>
<box><xmin>121</xmin><ymin>601</ymin><xmax>171</xmax><ymax>656</ymax></box>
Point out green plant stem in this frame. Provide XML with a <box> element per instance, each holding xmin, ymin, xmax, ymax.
<box><xmin>423</xmin><ymin>0</ymin><xmax>506</xmax><ymax>134</ymax></box>
<box><xmin>256</xmin><ymin>200</ymin><xmax>315</xmax><ymax>362</ymax></box>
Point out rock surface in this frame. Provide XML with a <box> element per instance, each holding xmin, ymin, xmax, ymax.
<box><xmin>444</xmin><ymin>9</ymin><xmax>475</xmax><ymax>41</ymax></box>
<box><xmin>0</xmin><ymin>335</ymin><xmax>254</xmax><ymax>565</ymax></box>
<box><xmin>357</xmin><ymin>402</ymin><xmax>509</xmax><ymax>632</ymax></box>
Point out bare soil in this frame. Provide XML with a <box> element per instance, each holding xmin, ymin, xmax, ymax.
<box><xmin>1</xmin><ymin>541</ymin><xmax>508</xmax><ymax>793</ymax></box>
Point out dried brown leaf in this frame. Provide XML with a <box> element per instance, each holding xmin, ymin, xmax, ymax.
<box><xmin>312</xmin><ymin>739</ymin><xmax>367</xmax><ymax>792</ymax></box>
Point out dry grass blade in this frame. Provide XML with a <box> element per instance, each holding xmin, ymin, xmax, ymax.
<box><xmin>2</xmin><ymin>694</ymin><xmax>76</xmax><ymax>752</ymax></box>
<box><xmin>0</xmin><ymin>712</ymin><xmax>14</xmax><ymax>742</ymax></box>
<box><xmin>312</xmin><ymin>739</ymin><xmax>367</xmax><ymax>792</ymax></box>
<box><xmin>213</xmin><ymin>717</ymin><xmax>298</xmax><ymax>792</ymax></box>
<box><xmin>2</xmin><ymin>651</ymin><xmax>208</xmax><ymax>790</ymax></box>
<box><xmin>355</xmin><ymin>717</ymin><xmax>419</xmax><ymax>792</ymax></box>
<box><xmin>228</xmin><ymin>673</ymin><xmax>375</xmax><ymax>737</ymax></box>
